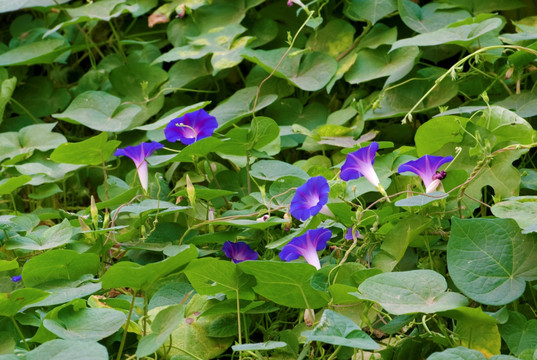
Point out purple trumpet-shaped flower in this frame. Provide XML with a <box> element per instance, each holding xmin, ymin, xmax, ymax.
<box><xmin>114</xmin><ymin>141</ymin><xmax>164</xmax><ymax>191</ymax></box>
<box><xmin>223</xmin><ymin>241</ymin><xmax>259</xmax><ymax>263</ymax></box>
<box><xmin>290</xmin><ymin>176</ymin><xmax>329</xmax><ymax>221</ymax></box>
<box><xmin>398</xmin><ymin>155</ymin><xmax>453</xmax><ymax>193</ymax></box>
<box><xmin>164</xmin><ymin>109</ymin><xmax>218</xmax><ymax>145</ymax></box>
<box><xmin>279</xmin><ymin>228</ymin><xmax>331</xmax><ymax>270</ymax></box>
<box><xmin>345</xmin><ymin>228</ymin><xmax>362</xmax><ymax>241</ymax></box>
<box><xmin>11</xmin><ymin>275</ymin><xmax>22</xmax><ymax>282</ymax></box>
<box><xmin>340</xmin><ymin>142</ymin><xmax>381</xmax><ymax>187</ymax></box>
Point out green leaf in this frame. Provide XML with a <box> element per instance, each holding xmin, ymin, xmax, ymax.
<box><xmin>498</xmin><ymin>311</ymin><xmax>537</xmax><ymax>356</ymax></box>
<box><xmin>53</xmin><ymin>91</ymin><xmax>142</xmax><ymax>132</ymax></box>
<box><xmin>210</xmin><ymin>218</ymin><xmax>288</xmax><ymax>229</ymax></box>
<box><xmin>211</xmin><ymin>86</ymin><xmax>277</xmax><ymax>130</ymax></box>
<box><xmin>50</xmin><ymin>132</ymin><xmax>121</xmax><ymax>165</ymax></box>
<box><xmin>427</xmin><ymin>347</ymin><xmax>488</xmax><ymax>360</ymax></box>
<box><xmin>161</xmin><ymin>294</ymin><xmax>233</xmax><ymax>359</ymax></box>
<box><xmin>250</xmin><ymin>160</ymin><xmax>309</xmax><ymax>181</ymax></box>
<box><xmin>0</xmin><ymin>76</ymin><xmax>16</xmax><ymax>125</ymax></box>
<box><xmin>447</xmin><ymin>218</ymin><xmax>537</xmax><ymax>305</ymax></box>
<box><xmin>115</xmin><ymin>199</ymin><xmax>189</xmax><ymax>216</ymax></box>
<box><xmin>391</xmin><ymin>17</ymin><xmax>503</xmax><ymax>50</ymax></box>
<box><xmin>6</xmin><ymin>218</ymin><xmax>73</xmax><ymax>251</ymax></box>
<box><xmin>0</xmin><ymin>0</ymin><xmax>71</xmax><ymax>13</ymax></box>
<box><xmin>232</xmin><ymin>341</ymin><xmax>288</xmax><ymax>351</ymax></box>
<box><xmin>306</xmin><ymin>19</ymin><xmax>356</xmax><ymax>58</ymax></box>
<box><xmin>443</xmin><ymin>0</ymin><xmax>523</xmax><ymax>14</ymax></box>
<box><xmin>415</xmin><ymin>116</ymin><xmax>468</xmax><ymax>156</ymax></box>
<box><xmin>242</xmin><ymin>49</ymin><xmax>338</xmax><ymax>91</ymax></box>
<box><xmin>395</xmin><ymin>192</ymin><xmax>449</xmax><ymax>207</ymax></box>
<box><xmin>25</xmin><ymin>340</ymin><xmax>108</xmax><ymax>360</ymax></box>
<box><xmin>345</xmin><ymin>46</ymin><xmax>419</xmax><ymax>85</ymax></box>
<box><xmin>0</xmin><ymin>288</ymin><xmax>49</xmax><ymax>317</ymax></box>
<box><xmin>0</xmin><ymin>259</ymin><xmax>18</xmax><ymax>272</ymax></box>
<box><xmin>303</xmin><ymin>310</ymin><xmax>379</xmax><ymax>350</ymax></box>
<box><xmin>239</xmin><ymin>261</ymin><xmax>330</xmax><ymax>309</ymax></box>
<box><xmin>363</xmin><ymin>68</ymin><xmax>458</xmax><ymax>120</ymax></box>
<box><xmin>0</xmin><ymin>176</ymin><xmax>31</xmax><ymax>196</ymax></box>
<box><xmin>372</xmin><ymin>215</ymin><xmax>433</xmax><ymax>272</ymax></box>
<box><xmin>441</xmin><ymin>307</ymin><xmax>501</xmax><ymax>357</ymax></box>
<box><xmin>0</xmin><ymin>123</ymin><xmax>67</xmax><ymax>164</ymax></box>
<box><xmin>352</xmin><ymin>270</ymin><xmax>468</xmax><ymax>315</ymax></box>
<box><xmin>22</xmin><ymin>250</ymin><xmax>100</xmax><ymax>288</ymax></box>
<box><xmin>492</xmin><ymin>197</ymin><xmax>537</xmax><ymax>233</ymax></box>
<box><xmin>0</xmin><ymin>39</ymin><xmax>69</xmax><ymax>66</ymax></box>
<box><xmin>184</xmin><ymin>258</ymin><xmax>255</xmax><ymax>300</ymax></box>
<box><xmin>398</xmin><ymin>0</ymin><xmax>471</xmax><ymax>33</ymax></box>
<box><xmin>26</xmin><ymin>278</ymin><xmax>102</xmax><ymax>308</ymax></box>
<box><xmin>344</xmin><ymin>0</ymin><xmax>397</xmax><ymax>24</ymax></box>
<box><xmin>110</xmin><ymin>62</ymin><xmax>168</xmax><ymax>101</ymax></box>
<box><xmin>43</xmin><ymin>307</ymin><xmax>126</xmax><ymax>341</ymax></box>
<box><xmin>27</xmin><ymin>183</ymin><xmax>63</xmax><ymax>200</ymax></box>
<box><xmin>137</xmin><ymin>305</ymin><xmax>184</xmax><ymax>357</ymax></box>
<box><xmin>248</xmin><ymin>116</ymin><xmax>280</xmax><ymax>151</ymax></box>
<box><xmin>100</xmin><ymin>245</ymin><xmax>198</xmax><ymax>291</ymax></box>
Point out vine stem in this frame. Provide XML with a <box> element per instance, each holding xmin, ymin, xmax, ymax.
<box><xmin>116</xmin><ymin>291</ymin><xmax>137</xmax><ymax>360</ymax></box>
<box><xmin>11</xmin><ymin>317</ymin><xmax>30</xmax><ymax>351</ymax></box>
<box><xmin>251</xmin><ymin>11</ymin><xmax>314</xmax><ymax>117</ymax></box>
<box><xmin>402</xmin><ymin>45</ymin><xmax>537</xmax><ymax>124</ymax></box>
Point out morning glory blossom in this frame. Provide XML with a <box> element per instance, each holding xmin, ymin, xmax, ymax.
<box><xmin>340</xmin><ymin>142</ymin><xmax>381</xmax><ymax>188</ymax></box>
<box><xmin>279</xmin><ymin>228</ymin><xmax>331</xmax><ymax>270</ymax></box>
<box><xmin>11</xmin><ymin>275</ymin><xmax>22</xmax><ymax>282</ymax></box>
<box><xmin>114</xmin><ymin>141</ymin><xmax>164</xmax><ymax>191</ymax></box>
<box><xmin>345</xmin><ymin>228</ymin><xmax>362</xmax><ymax>241</ymax></box>
<box><xmin>164</xmin><ymin>109</ymin><xmax>218</xmax><ymax>145</ymax></box>
<box><xmin>290</xmin><ymin>176</ymin><xmax>329</xmax><ymax>221</ymax></box>
<box><xmin>398</xmin><ymin>155</ymin><xmax>454</xmax><ymax>193</ymax></box>
<box><xmin>223</xmin><ymin>241</ymin><xmax>259</xmax><ymax>263</ymax></box>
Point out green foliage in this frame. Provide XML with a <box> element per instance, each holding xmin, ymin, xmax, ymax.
<box><xmin>1</xmin><ymin>0</ymin><xmax>537</xmax><ymax>358</ymax></box>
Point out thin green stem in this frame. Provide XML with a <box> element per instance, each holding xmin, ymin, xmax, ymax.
<box><xmin>11</xmin><ymin>317</ymin><xmax>30</xmax><ymax>351</ymax></box>
<box><xmin>251</xmin><ymin>11</ymin><xmax>314</xmax><ymax>117</ymax></box>
<box><xmin>116</xmin><ymin>291</ymin><xmax>137</xmax><ymax>360</ymax></box>
<box><xmin>236</xmin><ymin>291</ymin><xmax>242</xmax><ymax>345</ymax></box>
<box><xmin>402</xmin><ymin>45</ymin><xmax>537</xmax><ymax>124</ymax></box>
<box><xmin>169</xmin><ymin>345</ymin><xmax>205</xmax><ymax>360</ymax></box>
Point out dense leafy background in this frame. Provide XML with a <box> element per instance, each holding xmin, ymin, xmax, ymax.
<box><xmin>1</xmin><ymin>0</ymin><xmax>537</xmax><ymax>359</ymax></box>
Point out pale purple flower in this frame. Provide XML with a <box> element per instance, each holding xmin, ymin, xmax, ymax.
<box><xmin>223</xmin><ymin>241</ymin><xmax>258</xmax><ymax>263</ymax></box>
<box><xmin>114</xmin><ymin>141</ymin><xmax>164</xmax><ymax>191</ymax></box>
<box><xmin>340</xmin><ymin>142</ymin><xmax>381</xmax><ymax>187</ymax></box>
<box><xmin>345</xmin><ymin>228</ymin><xmax>362</xmax><ymax>241</ymax></box>
<box><xmin>279</xmin><ymin>228</ymin><xmax>331</xmax><ymax>270</ymax></box>
<box><xmin>290</xmin><ymin>176</ymin><xmax>329</xmax><ymax>221</ymax></box>
<box><xmin>398</xmin><ymin>155</ymin><xmax>453</xmax><ymax>193</ymax></box>
<box><xmin>164</xmin><ymin>109</ymin><xmax>218</xmax><ymax>145</ymax></box>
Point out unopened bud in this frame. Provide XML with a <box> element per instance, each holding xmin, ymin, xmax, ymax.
<box><xmin>304</xmin><ymin>308</ymin><xmax>315</xmax><ymax>327</ymax></box>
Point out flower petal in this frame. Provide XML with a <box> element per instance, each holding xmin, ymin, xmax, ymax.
<box><xmin>279</xmin><ymin>228</ymin><xmax>331</xmax><ymax>269</ymax></box>
<box><xmin>290</xmin><ymin>176</ymin><xmax>329</xmax><ymax>221</ymax></box>
<box><xmin>398</xmin><ymin>155</ymin><xmax>453</xmax><ymax>188</ymax></box>
<box><xmin>164</xmin><ymin>109</ymin><xmax>218</xmax><ymax>145</ymax></box>
<box><xmin>223</xmin><ymin>241</ymin><xmax>258</xmax><ymax>263</ymax></box>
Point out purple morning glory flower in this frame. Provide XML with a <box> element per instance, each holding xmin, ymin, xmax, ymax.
<box><xmin>345</xmin><ymin>228</ymin><xmax>362</xmax><ymax>241</ymax></box>
<box><xmin>279</xmin><ymin>228</ymin><xmax>331</xmax><ymax>270</ymax></box>
<box><xmin>223</xmin><ymin>241</ymin><xmax>259</xmax><ymax>263</ymax></box>
<box><xmin>114</xmin><ymin>141</ymin><xmax>164</xmax><ymax>191</ymax></box>
<box><xmin>11</xmin><ymin>275</ymin><xmax>22</xmax><ymax>282</ymax></box>
<box><xmin>340</xmin><ymin>142</ymin><xmax>381</xmax><ymax>187</ymax></box>
<box><xmin>398</xmin><ymin>155</ymin><xmax>454</xmax><ymax>193</ymax></box>
<box><xmin>290</xmin><ymin>176</ymin><xmax>330</xmax><ymax>221</ymax></box>
<box><xmin>164</xmin><ymin>109</ymin><xmax>218</xmax><ymax>145</ymax></box>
